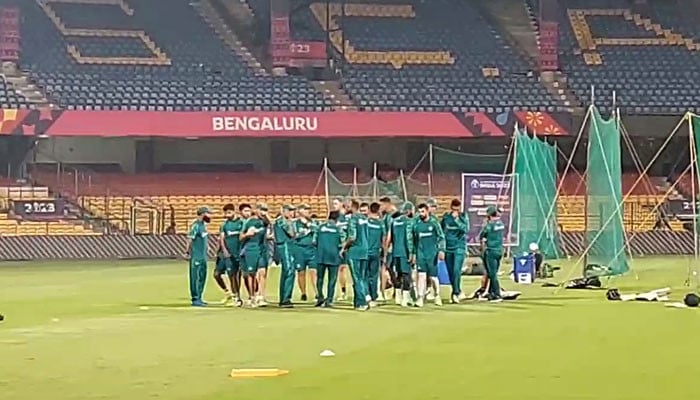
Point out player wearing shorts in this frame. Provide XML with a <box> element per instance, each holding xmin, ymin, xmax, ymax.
<box><xmin>332</xmin><ymin>197</ymin><xmax>350</xmax><ymax>300</ymax></box>
<box><xmin>239</xmin><ymin>203</ymin><xmax>266</xmax><ymax>307</ymax></box>
<box><xmin>294</xmin><ymin>203</ymin><xmax>318</xmax><ymax>301</ymax></box>
<box><xmin>385</xmin><ymin>201</ymin><xmax>414</xmax><ymax>307</ymax></box>
<box><xmin>214</xmin><ymin>203</ymin><xmax>243</xmax><ymax>306</ymax></box>
<box><xmin>410</xmin><ymin>203</ymin><xmax>446</xmax><ymax>307</ymax></box>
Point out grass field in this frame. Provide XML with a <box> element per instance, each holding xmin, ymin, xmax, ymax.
<box><xmin>1</xmin><ymin>257</ymin><xmax>700</xmax><ymax>400</ymax></box>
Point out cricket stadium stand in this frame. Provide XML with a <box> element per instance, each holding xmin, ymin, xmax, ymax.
<box><xmin>0</xmin><ymin>0</ymin><xmax>697</xmax><ymax>260</ymax></box>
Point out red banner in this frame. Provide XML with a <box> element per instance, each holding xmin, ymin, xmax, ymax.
<box><xmin>0</xmin><ymin>7</ymin><xmax>20</xmax><ymax>62</ymax></box>
<box><xmin>0</xmin><ymin>109</ymin><xmax>570</xmax><ymax>138</ymax></box>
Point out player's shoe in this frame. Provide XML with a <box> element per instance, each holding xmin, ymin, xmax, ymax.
<box><xmin>451</xmin><ymin>294</ymin><xmax>460</xmax><ymax>304</ymax></box>
<box><xmin>415</xmin><ymin>298</ymin><xmax>424</xmax><ymax>308</ymax></box>
<box><xmin>234</xmin><ymin>297</ymin><xmax>243</xmax><ymax>307</ymax></box>
<box><xmin>355</xmin><ymin>305</ymin><xmax>369</xmax><ymax>311</ymax></box>
<box><xmin>301</xmin><ymin>294</ymin><xmax>308</xmax><ymax>302</ymax></box>
<box><xmin>426</xmin><ymin>290</ymin><xmax>435</xmax><ymax>301</ymax></box>
<box><xmin>339</xmin><ymin>290</ymin><xmax>347</xmax><ymax>301</ymax></box>
<box><xmin>434</xmin><ymin>296</ymin><xmax>442</xmax><ymax>306</ymax></box>
<box><xmin>365</xmin><ymin>294</ymin><xmax>372</xmax><ymax>303</ymax></box>
<box><xmin>400</xmin><ymin>291</ymin><xmax>411</xmax><ymax>307</ymax></box>
<box><xmin>489</xmin><ymin>297</ymin><xmax>503</xmax><ymax>303</ymax></box>
<box><xmin>369</xmin><ymin>300</ymin><xmax>378</xmax><ymax>308</ymax></box>
<box><xmin>257</xmin><ymin>297</ymin><xmax>268</xmax><ymax>307</ymax></box>
<box><xmin>394</xmin><ymin>290</ymin><xmax>402</xmax><ymax>305</ymax></box>
<box><xmin>220</xmin><ymin>291</ymin><xmax>233</xmax><ymax>305</ymax></box>
<box><xmin>279</xmin><ymin>301</ymin><xmax>294</xmax><ymax>308</ymax></box>
<box><xmin>458</xmin><ymin>292</ymin><xmax>468</xmax><ymax>301</ymax></box>
<box><xmin>191</xmin><ymin>300</ymin><xmax>207</xmax><ymax>307</ymax></box>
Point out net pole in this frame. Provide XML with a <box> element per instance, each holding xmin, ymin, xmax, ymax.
<box><xmin>323</xmin><ymin>157</ymin><xmax>330</xmax><ymax>209</ymax></box>
<box><xmin>506</xmin><ymin>129</ymin><xmax>517</xmax><ymax>258</ymax></box>
<box><xmin>428</xmin><ymin>144</ymin><xmax>434</xmax><ymax>197</ymax></box>
<box><xmin>689</xmin><ymin>113</ymin><xmax>699</xmax><ymax>286</ymax></box>
<box><xmin>352</xmin><ymin>167</ymin><xmax>358</xmax><ymax>198</ymax></box>
<box><xmin>373</xmin><ymin>162</ymin><xmax>378</xmax><ymax>200</ymax></box>
<box><xmin>399</xmin><ymin>169</ymin><xmax>408</xmax><ymax>202</ymax></box>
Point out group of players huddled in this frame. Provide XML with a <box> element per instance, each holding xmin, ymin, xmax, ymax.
<box><xmin>185</xmin><ymin>196</ymin><xmax>507</xmax><ymax>310</ymax></box>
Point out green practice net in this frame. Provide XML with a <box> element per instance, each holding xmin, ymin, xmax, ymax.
<box><xmin>585</xmin><ymin>107</ymin><xmax>629</xmax><ymax>276</ymax></box>
<box><xmin>512</xmin><ymin>129</ymin><xmax>560</xmax><ymax>259</ymax></box>
<box><xmin>406</xmin><ymin>145</ymin><xmax>509</xmax><ymax>202</ymax></box>
<box><xmin>324</xmin><ymin>166</ymin><xmax>405</xmax><ymax>204</ymax></box>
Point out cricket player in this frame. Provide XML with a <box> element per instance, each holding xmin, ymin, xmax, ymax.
<box><xmin>256</xmin><ymin>203</ymin><xmax>272</xmax><ymax>305</ymax></box>
<box><xmin>440</xmin><ymin>198</ymin><xmax>469</xmax><ymax>304</ymax></box>
<box><xmin>343</xmin><ymin>200</ymin><xmax>370</xmax><ymax>311</ymax></box>
<box><xmin>366</xmin><ymin>202</ymin><xmax>385</xmax><ymax>305</ymax></box>
<box><xmin>424</xmin><ymin>198</ymin><xmax>440</xmax><ymax>300</ymax></box>
<box><xmin>239</xmin><ymin>203</ymin><xmax>266</xmax><ymax>307</ymax></box>
<box><xmin>274</xmin><ymin>204</ymin><xmax>297</xmax><ymax>308</ymax></box>
<box><xmin>214</xmin><ymin>203</ymin><xmax>243</xmax><ymax>306</ymax></box>
<box><xmin>314</xmin><ymin>210</ymin><xmax>345</xmax><ymax>307</ymax></box>
<box><xmin>410</xmin><ymin>203</ymin><xmax>446</xmax><ymax>307</ymax></box>
<box><xmin>479</xmin><ymin>205</ymin><xmax>505</xmax><ymax>302</ymax></box>
<box><xmin>385</xmin><ymin>201</ymin><xmax>414</xmax><ymax>307</ymax></box>
<box><xmin>379</xmin><ymin>196</ymin><xmax>397</xmax><ymax>301</ymax></box>
<box><xmin>294</xmin><ymin>203</ymin><xmax>318</xmax><ymax>301</ymax></box>
<box><xmin>332</xmin><ymin>197</ymin><xmax>350</xmax><ymax>300</ymax></box>
<box><xmin>186</xmin><ymin>206</ymin><xmax>211</xmax><ymax>307</ymax></box>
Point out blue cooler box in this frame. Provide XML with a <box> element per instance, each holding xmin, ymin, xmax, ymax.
<box><xmin>513</xmin><ymin>254</ymin><xmax>535</xmax><ymax>284</ymax></box>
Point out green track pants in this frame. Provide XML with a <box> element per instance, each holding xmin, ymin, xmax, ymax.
<box><xmin>189</xmin><ymin>259</ymin><xmax>207</xmax><ymax>302</ymax></box>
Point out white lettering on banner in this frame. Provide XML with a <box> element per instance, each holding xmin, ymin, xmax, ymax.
<box><xmin>212</xmin><ymin>116</ymin><xmax>319</xmax><ymax>132</ymax></box>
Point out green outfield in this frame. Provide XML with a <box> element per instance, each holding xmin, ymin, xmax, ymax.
<box><xmin>1</xmin><ymin>257</ymin><xmax>700</xmax><ymax>400</ymax></box>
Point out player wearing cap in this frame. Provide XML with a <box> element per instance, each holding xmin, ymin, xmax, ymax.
<box><xmin>410</xmin><ymin>203</ymin><xmax>446</xmax><ymax>307</ymax></box>
<box><xmin>186</xmin><ymin>206</ymin><xmax>211</xmax><ymax>307</ymax></box>
<box><xmin>294</xmin><ymin>203</ymin><xmax>318</xmax><ymax>302</ymax></box>
<box><xmin>385</xmin><ymin>201</ymin><xmax>414</xmax><ymax>307</ymax></box>
<box><xmin>275</xmin><ymin>204</ymin><xmax>297</xmax><ymax>308</ymax></box>
<box><xmin>479</xmin><ymin>205</ymin><xmax>506</xmax><ymax>302</ymax></box>
<box><xmin>342</xmin><ymin>199</ymin><xmax>370</xmax><ymax>311</ymax></box>
<box><xmin>214</xmin><ymin>203</ymin><xmax>243</xmax><ymax>306</ymax></box>
<box><xmin>441</xmin><ymin>198</ymin><xmax>469</xmax><ymax>304</ymax></box>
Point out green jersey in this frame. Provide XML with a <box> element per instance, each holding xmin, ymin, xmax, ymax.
<box><xmin>219</xmin><ymin>218</ymin><xmax>243</xmax><ymax>257</ymax></box>
<box><xmin>294</xmin><ymin>218</ymin><xmax>317</xmax><ymax>248</ymax></box>
<box><xmin>440</xmin><ymin>212</ymin><xmax>469</xmax><ymax>253</ymax></box>
<box><xmin>188</xmin><ymin>219</ymin><xmax>209</xmax><ymax>262</ymax></box>
<box><xmin>273</xmin><ymin>216</ymin><xmax>296</xmax><ymax>245</ymax></box>
<box><xmin>315</xmin><ymin>221</ymin><xmax>345</xmax><ymax>266</ymax></box>
<box><xmin>390</xmin><ymin>215</ymin><xmax>412</xmax><ymax>259</ymax></box>
<box><xmin>337</xmin><ymin>213</ymin><xmax>348</xmax><ymax>233</ymax></box>
<box><xmin>366</xmin><ymin>216</ymin><xmax>385</xmax><ymax>257</ymax></box>
<box><xmin>479</xmin><ymin>219</ymin><xmax>506</xmax><ymax>255</ymax></box>
<box><xmin>410</xmin><ymin>216</ymin><xmax>446</xmax><ymax>258</ymax></box>
<box><xmin>241</xmin><ymin>217</ymin><xmax>266</xmax><ymax>251</ymax></box>
<box><xmin>346</xmin><ymin>213</ymin><xmax>369</xmax><ymax>260</ymax></box>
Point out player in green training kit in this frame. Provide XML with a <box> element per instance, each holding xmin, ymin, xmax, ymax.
<box><xmin>410</xmin><ymin>203</ymin><xmax>446</xmax><ymax>307</ymax></box>
<box><xmin>215</xmin><ymin>203</ymin><xmax>243</xmax><ymax>306</ymax></box>
<box><xmin>366</xmin><ymin>202</ymin><xmax>385</xmax><ymax>306</ymax></box>
<box><xmin>379</xmin><ymin>196</ymin><xmax>397</xmax><ymax>301</ymax></box>
<box><xmin>239</xmin><ymin>203</ymin><xmax>266</xmax><ymax>307</ymax></box>
<box><xmin>332</xmin><ymin>197</ymin><xmax>350</xmax><ymax>300</ymax></box>
<box><xmin>294</xmin><ymin>203</ymin><xmax>318</xmax><ymax>301</ymax></box>
<box><xmin>385</xmin><ymin>201</ymin><xmax>414</xmax><ymax>307</ymax></box>
<box><xmin>314</xmin><ymin>210</ymin><xmax>345</xmax><ymax>307</ymax></box>
<box><xmin>441</xmin><ymin>198</ymin><xmax>469</xmax><ymax>304</ymax></box>
<box><xmin>274</xmin><ymin>204</ymin><xmax>297</xmax><ymax>308</ymax></box>
<box><xmin>255</xmin><ymin>203</ymin><xmax>272</xmax><ymax>305</ymax></box>
<box><xmin>479</xmin><ymin>205</ymin><xmax>505</xmax><ymax>303</ymax></box>
<box><xmin>424</xmin><ymin>198</ymin><xmax>440</xmax><ymax>300</ymax></box>
<box><xmin>186</xmin><ymin>206</ymin><xmax>211</xmax><ymax>307</ymax></box>
<box><xmin>343</xmin><ymin>200</ymin><xmax>370</xmax><ymax>311</ymax></box>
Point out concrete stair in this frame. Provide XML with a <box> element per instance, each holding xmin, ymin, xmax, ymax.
<box><xmin>219</xmin><ymin>0</ymin><xmax>256</xmax><ymax>26</ymax></box>
<box><xmin>311</xmin><ymin>81</ymin><xmax>357</xmax><ymax>111</ymax></box>
<box><xmin>480</xmin><ymin>0</ymin><xmax>581</xmax><ymax>112</ymax></box>
<box><xmin>1</xmin><ymin>63</ymin><xmax>51</xmax><ymax>107</ymax></box>
<box><xmin>195</xmin><ymin>0</ymin><xmax>266</xmax><ymax>75</ymax></box>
